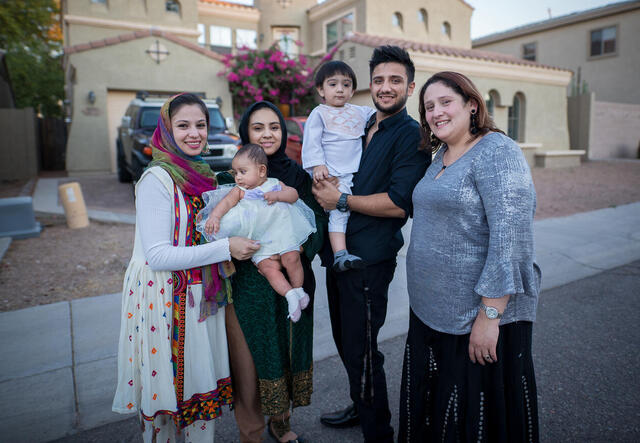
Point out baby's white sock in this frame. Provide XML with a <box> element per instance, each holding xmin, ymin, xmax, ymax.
<box><xmin>284</xmin><ymin>289</ymin><xmax>301</xmax><ymax>322</ymax></box>
<box><xmin>295</xmin><ymin>287</ymin><xmax>310</xmax><ymax>310</ymax></box>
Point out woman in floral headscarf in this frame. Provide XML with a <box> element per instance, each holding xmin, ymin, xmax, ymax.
<box><xmin>112</xmin><ymin>93</ymin><xmax>260</xmax><ymax>443</ymax></box>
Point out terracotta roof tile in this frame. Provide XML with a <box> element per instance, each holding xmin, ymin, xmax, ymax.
<box><xmin>199</xmin><ymin>0</ymin><xmax>257</xmax><ymax>10</ymax></box>
<box><xmin>134</xmin><ymin>30</ymin><xmax>151</xmax><ymax>39</ymax></box>
<box><xmin>73</xmin><ymin>42</ymin><xmax>91</xmax><ymax>52</ymax></box>
<box><xmin>342</xmin><ymin>32</ymin><xmax>570</xmax><ymax>72</ymax></box>
<box><xmin>64</xmin><ymin>30</ymin><xmax>224</xmax><ymax>61</ymax></box>
<box><xmin>89</xmin><ymin>40</ymin><xmax>106</xmax><ymax>49</ymax></box>
<box><xmin>103</xmin><ymin>36</ymin><xmax>121</xmax><ymax>45</ymax></box>
<box><xmin>118</xmin><ymin>33</ymin><xmax>136</xmax><ymax>43</ymax></box>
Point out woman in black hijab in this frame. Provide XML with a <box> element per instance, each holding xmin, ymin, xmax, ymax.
<box><xmin>220</xmin><ymin>101</ymin><xmax>327</xmax><ymax>443</ymax></box>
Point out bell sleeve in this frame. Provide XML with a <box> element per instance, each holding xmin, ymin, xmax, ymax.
<box><xmin>473</xmin><ymin>141</ymin><xmax>538</xmax><ymax>299</ymax></box>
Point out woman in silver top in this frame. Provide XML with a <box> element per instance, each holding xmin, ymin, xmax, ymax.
<box><xmin>399</xmin><ymin>72</ymin><xmax>541</xmax><ymax>442</ymax></box>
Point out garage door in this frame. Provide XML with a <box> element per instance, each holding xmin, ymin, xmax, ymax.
<box><xmin>106</xmin><ymin>90</ymin><xmax>136</xmax><ymax>173</ymax></box>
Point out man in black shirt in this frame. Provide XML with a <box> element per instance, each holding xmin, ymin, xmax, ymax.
<box><xmin>313</xmin><ymin>46</ymin><xmax>430</xmax><ymax>442</ymax></box>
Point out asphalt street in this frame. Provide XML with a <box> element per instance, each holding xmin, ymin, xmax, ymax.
<box><xmin>53</xmin><ymin>260</ymin><xmax>640</xmax><ymax>443</ymax></box>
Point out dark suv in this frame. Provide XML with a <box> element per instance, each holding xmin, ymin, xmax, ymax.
<box><xmin>116</xmin><ymin>95</ymin><xmax>240</xmax><ymax>182</ymax></box>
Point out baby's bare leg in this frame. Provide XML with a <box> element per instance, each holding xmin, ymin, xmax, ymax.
<box><xmin>257</xmin><ymin>258</ymin><xmax>292</xmax><ymax>297</ymax></box>
<box><xmin>280</xmin><ymin>251</ymin><xmax>303</xmax><ymax>288</ymax></box>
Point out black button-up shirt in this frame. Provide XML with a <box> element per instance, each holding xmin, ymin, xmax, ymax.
<box><xmin>343</xmin><ymin>108</ymin><xmax>430</xmax><ymax>265</ymax></box>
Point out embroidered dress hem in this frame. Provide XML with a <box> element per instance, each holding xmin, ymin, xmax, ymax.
<box><xmin>140</xmin><ymin>376</ymin><xmax>233</xmax><ymax>428</ymax></box>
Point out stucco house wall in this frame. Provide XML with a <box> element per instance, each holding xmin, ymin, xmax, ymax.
<box><xmin>473</xmin><ymin>2</ymin><xmax>640</xmax><ymax>105</ymax></box>
<box><xmin>65</xmin><ymin>35</ymin><xmax>230</xmax><ymax>173</ymax></box>
<box><xmin>343</xmin><ymin>36</ymin><xmax>571</xmax><ymax>151</ymax></box>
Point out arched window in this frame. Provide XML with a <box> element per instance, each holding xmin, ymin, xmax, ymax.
<box><xmin>418</xmin><ymin>8</ymin><xmax>428</xmax><ymax>31</ymax></box>
<box><xmin>392</xmin><ymin>12</ymin><xmax>403</xmax><ymax>31</ymax></box>
<box><xmin>486</xmin><ymin>89</ymin><xmax>500</xmax><ymax>118</ymax></box>
<box><xmin>508</xmin><ymin>93</ymin><xmax>526</xmax><ymax>142</ymax></box>
<box><xmin>166</xmin><ymin>0</ymin><xmax>180</xmax><ymax>14</ymax></box>
<box><xmin>442</xmin><ymin>21</ymin><xmax>451</xmax><ymax>38</ymax></box>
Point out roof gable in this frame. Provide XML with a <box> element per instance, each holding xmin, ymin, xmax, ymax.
<box><xmin>64</xmin><ymin>29</ymin><xmax>224</xmax><ymax>61</ymax></box>
<box><xmin>341</xmin><ymin>31</ymin><xmax>570</xmax><ymax>72</ymax></box>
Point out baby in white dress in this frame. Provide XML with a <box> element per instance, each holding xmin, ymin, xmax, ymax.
<box><xmin>197</xmin><ymin>144</ymin><xmax>316</xmax><ymax>322</ymax></box>
<box><xmin>302</xmin><ymin>60</ymin><xmax>375</xmax><ymax>271</ymax></box>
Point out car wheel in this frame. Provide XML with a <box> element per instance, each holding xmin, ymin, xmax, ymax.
<box><xmin>117</xmin><ymin>141</ymin><xmax>132</xmax><ymax>183</ymax></box>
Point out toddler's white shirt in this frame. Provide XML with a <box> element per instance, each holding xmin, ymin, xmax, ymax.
<box><xmin>302</xmin><ymin>103</ymin><xmax>375</xmax><ymax>177</ymax></box>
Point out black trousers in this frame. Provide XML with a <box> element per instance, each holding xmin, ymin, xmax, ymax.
<box><xmin>326</xmin><ymin>260</ymin><xmax>397</xmax><ymax>443</ymax></box>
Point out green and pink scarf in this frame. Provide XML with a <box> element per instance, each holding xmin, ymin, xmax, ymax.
<box><xmin>148</xmin><ymin>93</ymin><xmax>230</xmax><ymax>319</ymax></box>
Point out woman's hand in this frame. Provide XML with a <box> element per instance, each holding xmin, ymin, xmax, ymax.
<box><xmin>468</xmin><ymin>313</ymin><xmax>500</xmax><ymax>365</ymax></box>
<box><xmin>228</xmin><ymin>237</ymin><xmax>260</xmax><ymax>260</ymax></box>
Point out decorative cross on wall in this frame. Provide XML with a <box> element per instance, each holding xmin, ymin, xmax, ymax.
<box><xmin>146</xmin><ymin>40</ymin><xmax>170</xmax><ymax>64</ymax></box>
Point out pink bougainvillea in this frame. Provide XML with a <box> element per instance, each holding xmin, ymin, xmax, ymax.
<box><xmin>219</xmin><ymin>42</ymin><xmax>335</xmax><ymax>116</ymax></box>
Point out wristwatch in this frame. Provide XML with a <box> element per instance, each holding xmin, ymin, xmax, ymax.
<box><xmin>479</xmin><ymin>303</ymin><xmax>503</xmax><ymax>319</ymax></box>
<box><xmin>336</xmin><ymin>193</ymin><xmax>349</xmax><ymax>212</ymax></box>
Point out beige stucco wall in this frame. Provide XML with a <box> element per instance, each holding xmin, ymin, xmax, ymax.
<box><xmin>307</xmin><ymin>0</ymin><xmax>472</xmax><ymax>55</ymax></box>
<box><xmin>344</xmin><ymin>44</ymin><xmax>571</xmax><ymax>151</ymax></box>
<box><xmin>364</xmin><ymin>0</ymin><xmax>472</xmax><ymax>48</ymax></box>
<box><xmin>307</xmin><ymin>0</ymin><xmax>364</xmax><ymax>55</ymax></box>
<box><xmin>590</xmin><ymin>100</ymin><xmax>640</xmax><ymax>159</ymax></box>
<box><xmin>473</xmin><ymin>7</ymin><xmax>640</xmax><ymax>104</ymax></box>
<box><xmin>65</xmin><ymin>0</ymin><xmax>199</xmax><ymax>45</ymax></box>
<box><xmin>65</xmin><ymin>36</ymin><xmax>231</xmax><ymax>173</ymax></box>
<box><xmin>255</xmin><ymin>0</ymin><xmax>317</xmax><ymax>50</ymax></box>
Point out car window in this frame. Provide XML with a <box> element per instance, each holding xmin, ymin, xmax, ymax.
<box><xmin>140</xmin><ymin>108</ymin><xmax>161</xmax><ymax>128</ymax></box>
<box><xmin>208</xmin><ymin>108</ymin><xmax>226</xmax><ymax>131</ymax></box>
<box><xmin>286</xmin><ymin>120</ymin><xmax>301</xmax><ymax>137</ymax></box>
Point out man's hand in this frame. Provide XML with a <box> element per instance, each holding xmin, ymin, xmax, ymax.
<box><xmin>312</xmin><ymin>179</ymin><xmax>341</xmax><ymax>211</ymax></box>
<box><xmin>312</xmin><ymin>165</ymin><xmax>330</xmax><ymax>183</ymax></box>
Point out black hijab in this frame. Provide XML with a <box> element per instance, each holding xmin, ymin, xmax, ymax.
<box><xmin>238</xmin><ymin>101</ymin><xmax>308</xmax><ymax>189</ymax></box>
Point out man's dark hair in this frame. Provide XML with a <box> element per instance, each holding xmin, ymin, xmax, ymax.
<box><xmin>235</xmin><ymin>143</ymin><xmax>268</xmax><ymax>167</ymax></box>
<box><xmin>369</xmin><ymin>45</ymin><xmax>415</xmax><ymax>83</ymax></box>
<box><xmin>314</xmin><ymin>60</ymin><xmax>358</xmax><ymax>90</ymax></box>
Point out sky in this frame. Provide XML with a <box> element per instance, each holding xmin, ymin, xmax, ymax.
<box><xmin>226</xmin><ymin>0</ymin><xmax>622</xmax><ymax>39</ymax></box>
<box><xmin>466</xmin><ymin>0</ymin><xmax>622</xmax><ymax>39</ymax></box>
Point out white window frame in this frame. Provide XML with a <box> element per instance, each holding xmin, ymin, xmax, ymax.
<box><xmin>323</xmin><ymin>8</ymin><xmax>356</xmax><ymax>53</ymax></box>
<box><xmin>209</xmin><ymin>25</ymin><xmax>232</xmax><ymax>48</ymax></box>
<box><xmin>197</xmin><ymin>24</ymin><xmax>206</xmax><ymax>47</ymax></box>
<box><xmin>236</xmin><ymin>29</ymin><xmax>257</xmax><ymax>49</ymax></box>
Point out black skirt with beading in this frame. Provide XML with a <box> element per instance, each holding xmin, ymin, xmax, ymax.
<box><xmin>399</xmin><ymin>310</ymin><xmax>539</xmax><ymax>443</ymax></box>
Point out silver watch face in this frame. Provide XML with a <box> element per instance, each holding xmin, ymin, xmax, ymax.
<box><xmin>485</xmin><ymin>306</ymin><xmax>499</xmax><ymax>319</ymax></box>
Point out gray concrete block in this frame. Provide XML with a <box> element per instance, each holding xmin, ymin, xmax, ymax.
<box><xmin>0</xmin><ymin>368</ymin><xmax>75</xmax><ymax>442</ymax></box>
<box><xmin>0</xmin><ymin>196</ymin><xmax>42</xmax><ymax>239</ymax></box>
<box><xmin>0</xmin><ymin>301</ymin><xmax>71</xmax><ymax>382</ymax></box>
<box><xmin>72</xmin><ymin>293</ymin><xmax>122</xmax><ymax>364</ymax></box>
<box><xmin>32</xmin><ymin>177</ymin><xmax>64</xmax><ymax>214</ymax></box>
<box><xmin>75</xmin><ymin>357</ymin><xmax>135</xmax><ymax>431</ymax></box>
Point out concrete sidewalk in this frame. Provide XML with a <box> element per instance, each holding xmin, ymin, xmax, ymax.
<box><xmin>52</xmin><ymin>260</ymin><xmax>640</xmax><ymax>442</ymax></box>
<box><xmin>2</xmin><ymin>180</ymin><xmax>639</xmax><ymax>441</ymax></box>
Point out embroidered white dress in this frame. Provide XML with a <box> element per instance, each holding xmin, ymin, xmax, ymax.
<box><xmin>113</xmin><ymin>167</ymin><xmax>232</xmax><ymax>442</ymax></box>
<box><xmin>197</xmin><ymin>178</ymin><xmax>316</xmax><ymax>264</ymax></box>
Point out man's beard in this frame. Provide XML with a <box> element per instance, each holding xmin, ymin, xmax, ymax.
<box><xmin>373</xmin><ymin>90</ymin><xmax>409</xmax><ymax>116</ymax></box>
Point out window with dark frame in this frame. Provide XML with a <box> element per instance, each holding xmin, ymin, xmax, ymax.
<box><xmin>166</xmin><ymin>0</ymin><xmax>180</xmax><ymax>14</ymax></box>
<box><xmin>590</xmin><ymin>26</ymin><xmax>616</xmax><ymax>57</ymax></box>
<box><xmin>522</xmin><ymin>42</ymin><xmax>536</xmax><ymax>61</ymax></box>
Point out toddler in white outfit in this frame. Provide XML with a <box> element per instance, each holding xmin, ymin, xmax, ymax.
<box><xmin>302</xmin><ymin>61</ymin><xmax>375</xmax><ymax>271</ymax></box>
